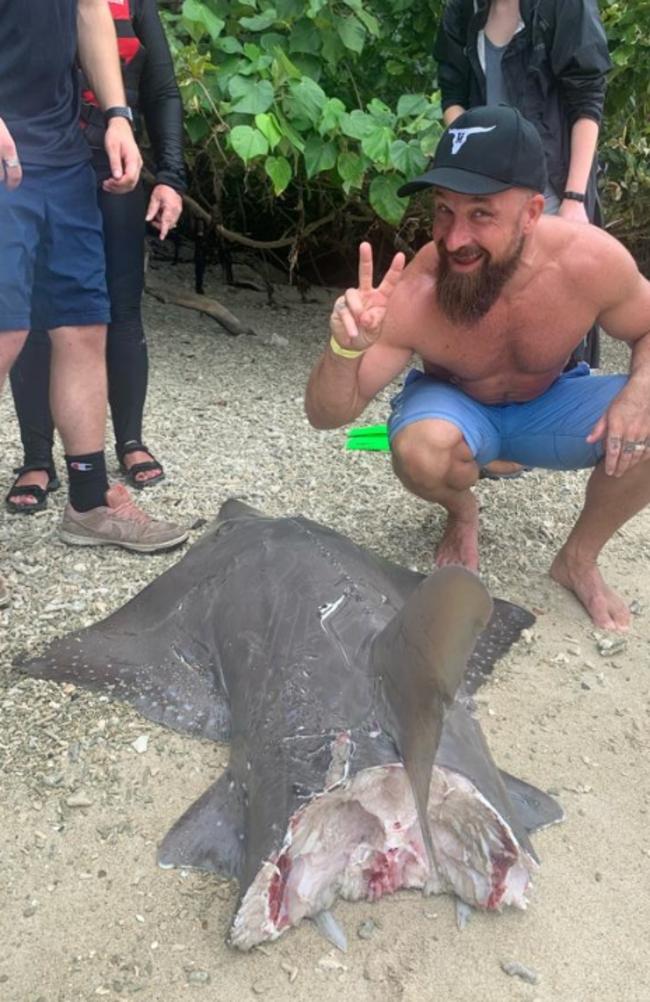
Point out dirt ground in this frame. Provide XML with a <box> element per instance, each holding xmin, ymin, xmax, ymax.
<box><xmin>1</xmin><ymin>263</ymin><xmax>649</xmax><ymax>1002</ymax></box>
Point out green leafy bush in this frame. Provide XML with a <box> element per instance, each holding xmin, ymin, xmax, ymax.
<box><xmin>160</xmin><ymin>0</ymin><xmax>650</xmax><ymax>259</ymax></box>
<box><xmin>161</xmin><ymin>0</ymin><xmax>443</xmax><ymax>240</ymax></box>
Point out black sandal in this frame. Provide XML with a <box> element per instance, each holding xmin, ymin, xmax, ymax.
<box><xmin>5</xmin><ymin>463</ymin><xmax>61</xmax><ymax>515</ymax></box>
<box><xmin>116</xmin><ymin>442</ymin><xmax>165</xmax><ymax>490</ymax></box>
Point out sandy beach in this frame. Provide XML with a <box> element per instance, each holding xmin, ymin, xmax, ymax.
<box><xmin>1</xmin><ymin>260</ymin><xmax>648</xmax><ymax>1002</ymax></box>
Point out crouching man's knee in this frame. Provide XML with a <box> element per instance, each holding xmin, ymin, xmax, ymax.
<box><xmin>391</xmin><ymin>419</ymin><xmax>477</xmax><ymax>496</ymax></box>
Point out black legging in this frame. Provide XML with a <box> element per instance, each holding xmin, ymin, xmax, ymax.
<box><xmin>10</xmin><ymin>181</ymin><xmax>148</xmax><ymax>469</ymax></box>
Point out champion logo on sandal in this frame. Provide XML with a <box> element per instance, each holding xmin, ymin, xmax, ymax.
<box><xmin>69</xmin><ymin>462</ymin><xmax>94</xmax><ymax>471</ymax></box>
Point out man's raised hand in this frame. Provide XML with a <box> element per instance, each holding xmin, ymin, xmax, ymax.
<box><xmin>330</xmin><ymin>242</ymin><xmax>405</xmax><ymax>352</ymax></box>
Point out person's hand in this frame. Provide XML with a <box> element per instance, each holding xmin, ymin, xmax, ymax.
<box><xmin>330</xmin><ymin>241</ymin><xmax>406</xmax><ymax>352</ymax></box>
<box><xmin>558</xmin><ymin>198</ymin><xmax>589</xmax><ymax>225</ymax></box>
<box><xmin>146</xmin><ymin>184</ymin><xmax>183</xmax><ymax>240</ymax></box>
<box><xmin>102</xmin><ymin>118</ymin><xmax>142</xmax><ymax>193</ymax></box>
<box><xmin>0</xmin><ymin>117</ymin><xmax>22</xmax><ymax>190</ymax></box>
<box><xmin>587</xmin><ymin>386</ymin><xmax>650</xmax><ymax>477</ymax></box>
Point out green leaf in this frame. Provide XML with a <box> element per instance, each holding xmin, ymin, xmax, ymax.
<box><xmin>276</xmin><ymin>0</ymin><xmax>304</xmax><ymax>15</ymax></box>
<box><xmin>389</xmin><ymin>139</ymin><xmax>428</xmax><ymax>176</ymax></box>
<box><xmin>319</xmin><ymin>97</ymin><xmax>346</xmax><ymax>136</ymax></box>
<box><xmin>255</xmin><ymin>111</ymin><xmax>284</xmax><ymax>150</ymax></box>
<box><xmin>291</xmin><ymin>54</ymin><xmax>322</xmax><ymax>81</ymax></box>
<box><xmin>367</xmin><ymin>98</ymin><xmax>394</xmax><ymax>126</ymax></box>
<box><xmin>239</xmin><ymin>9</ymin><xmax>278</xmax><ymax>31</ymax></box>
<box><xmin>259</xmin><ymin>32</ymin><xmax>287</xmax><ymax>54</ymax></box>
<box><xmin>265</xmin><ymin>155</ymin><xmax>292</xmax><ymax>194</ymax></box>
<box><xmin>337</xmin><ymin>150</ymin><xmax>367</xmax><ymax>189</ymax></box>
<box><xmin>271</xmin><ymin>47</ymin><xmax>303</xmax><ymax>82</ymax></box>
<box><xmin>419</xmin><ymin>123</ymin><xmax>444</xmax><ymax>157</ymax></box>
<box><xmin>289</xmin><ymin>18</ymin><xmax>322</xmax><ymax>54</ymax></box>
<box><xmin>361</xmin><ymin>124</ymin><xmax>394</xmax><ymax>165</ymax></box>
<box><xmin>229</xmin><ymin>76</ymin><xmax>274</xmax><ymax>114</ymax></box>
<box><xmin>355</xmin><ymin>7</ymin><xmax>380</xmax><ymax>36</ymax></box>
<box><xmin>339</xmin><ymin>109</ymin><xmax>374</xmax><ymax>140</ymax></box>
<box><xmin>216</xmin><ymin>37</ymin><xmax>243</xmax><ymax>55</ymax></box>
<box><xmin>336</xmin><ymin>15</ymin><xmax>366</xmax><ymax>54</ymax></box>
<box><xmin>181</xmin><ymin>0</ymin><xmax>224</xmax><ymax>41</ymax></box>
<box><xmin>185</xmin><ymin>114</ymin><xmax>210</xmax><ymax>144</ymax></box>
<box><xmin>285</xmin><ymin>77</ymin><xmax>327</xmax><ymax>125</ymax></box>
<box><xmin>273</xmin><ymin>109</ymin><xmax>305</xmax><ymax>152</ymax></box>
<box><xmin>303</xmin><ymin>136</ymin><xmax>337</xmax><ymax>178</ymax></box>
<box><xmin>229</xmin><ymin>124</ymin><xmax>269</xmax><ymax>162</ymax></box>
<box><xmin>397</xmin><ymin>93</ymin><xmax>429</xmax><ymax>118</ymax></box>
<box><xmin>369</xmin><ymin>175</ymin><xmax>408</xmax><ymax>226</ymax></box>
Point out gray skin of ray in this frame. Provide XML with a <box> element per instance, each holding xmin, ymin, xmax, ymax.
<box><xmin>18</xmin><ymin>499</ymin><xmax>562</xmax><ymax>931</ymax></box>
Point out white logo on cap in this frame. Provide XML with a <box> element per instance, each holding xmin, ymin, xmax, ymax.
<box><xmin>449</xmin><ymin>125</ymin><xmax>496</xmax><ymax>155</ymax></box>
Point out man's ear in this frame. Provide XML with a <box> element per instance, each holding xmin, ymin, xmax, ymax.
<box><xmin>522</xmin><ymin>191</ymin><xmax>545</xmax><ymax>233</ymax></box>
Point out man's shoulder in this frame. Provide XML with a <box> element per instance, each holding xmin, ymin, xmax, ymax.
<box><xmin>538</xmin><ymin>217</ymin><xmax>638</xmax><ymax>302</ymax></box>
<box><xmin>539</xmin><ymin>216</ymin><xmax>627</xmax><ymax>272</ymax></box>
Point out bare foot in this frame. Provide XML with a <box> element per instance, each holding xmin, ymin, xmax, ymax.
<box><xmin>550</xmin><ymin>551</ymin><xmax>631</xmax><ymax>631</ymax></box>
<box><xmin>8</xmin><ymin>469</ymin><xmax>50</xmax><ymax>508</ymax></box>
<box><xmin>480</xmin><ymin>460</ymin><xmax>526</xmax><ymax>479</ymax></box>
<box><xmin>435</xmin><ymin>499</ymin><xmax>480</xmax><ymax>570</ymax></box>
<box><xmin>121</xmin><ymin>449</ymin><xmax>164</xmax><ymax>485</ymax></box>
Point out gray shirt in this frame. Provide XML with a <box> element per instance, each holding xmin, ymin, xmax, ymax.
<box><xmin>484</xmin><ymin>36</ymin><xmax>508</xmax><ymax>106</ymax></box>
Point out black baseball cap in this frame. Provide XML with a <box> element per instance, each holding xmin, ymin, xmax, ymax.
<box><xmin>397</xmin><ymin>105</ymin><xmax>547</xmax><ymax>197</ymax></box>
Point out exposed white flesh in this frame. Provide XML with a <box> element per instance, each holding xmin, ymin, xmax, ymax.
<box><xmin>230</xmin><ymin>763</ymin><xmax>536</xmax><ymax>950</ymax></box>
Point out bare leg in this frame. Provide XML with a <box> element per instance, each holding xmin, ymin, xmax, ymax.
<box><xmin>392</xmin><ymin>419</ymin><xmax>481</xmax><ymax>569</ymax></box>
<box><xmin>0</xmin><ymin>330</ymin><xmax>28</xmax><ymax>395</ymax></box>
<box><xmin>550</xmin><ymin>460</ymin><xmax>650</xmax><ymax>631</ymax></box>
<box><xmin>48</xmin><ymin>324</ymin><xmax>107</xmax><ymax>454</ymax></box>
<box><xmin>0</xmin><ymin>330</ymin><xmax>28</xmax><ymax>602</ymax></box>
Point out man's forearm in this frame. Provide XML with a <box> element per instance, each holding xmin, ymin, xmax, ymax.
<box><xmin>77</xmin><ymin>0</ymin><xmax>126</xmax><ymax>110</ymax></box>
<box><xmin>628</xmin><ymin>332</ymin><xmax>650</xmax><ymax>388</ymax></box>
<box><xmin>564</xmin><ymin>118</ymin><xmax>599</xmax><ymax>196</ymax></box>
<box><xmin>305</xmin><ymin>345</ymin><xmax>369</xmax><ymax>429</ymax></box>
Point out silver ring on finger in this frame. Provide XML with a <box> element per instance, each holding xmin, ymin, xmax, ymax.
<box><xmin>3</xmin><ymin>156</ymin><xmax>20</xmax><ymax>168</ymax></box>
<box><xmin>334</xmin><ymin>298</ymin><xmax>346</xmax><ymax>312</ymax></box>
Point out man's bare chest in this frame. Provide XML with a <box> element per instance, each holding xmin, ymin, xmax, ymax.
<box><xmin>411</xmin><ymin>284</ymin><xmax>596</xmax><ymax>379</ymax></box>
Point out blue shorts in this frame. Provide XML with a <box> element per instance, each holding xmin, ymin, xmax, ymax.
<box><xmin>388</xmin><ymin>363</ymin><xmax>628</xmax><ymax>470</ymax></box>
<box><xmin>0</xmin><ymin>161</ymin><xmax>110</xmax><ymax>332</ymax></box>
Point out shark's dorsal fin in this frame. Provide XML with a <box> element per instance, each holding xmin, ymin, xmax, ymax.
<box><xmin>158</xmin><ymin>770</ymin><xmax>245</xmax><ymax>879</ymax></box>
<box><xmin>372</xmin><ymin>566</ymin><xmax>493</xmax><ymax>872</ymax></box>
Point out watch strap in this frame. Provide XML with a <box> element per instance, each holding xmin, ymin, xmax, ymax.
<box><xmin>104</xmin><ymin>106</ymin><xmax>134</xmax><ymax>126</ymax></box>
<box><xmin>562</xmin><ymin>190</ymin><xmax>586</xmax><ymax>203</ymax></box>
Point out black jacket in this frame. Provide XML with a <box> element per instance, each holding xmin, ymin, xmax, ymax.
<box><xmin>81</xmin><ymin>0</ymin><xmax>186</xmax><ymax>193</ymax></box>
<box><xmin>434</xmin><ymin>0</ymin><xmax>611</xmax><ymax>216</ymax></box>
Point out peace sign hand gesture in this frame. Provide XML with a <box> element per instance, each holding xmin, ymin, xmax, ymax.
<box><xmin>330</xmin><ymin>242</ymin><xmax>406</xmax><ymax>353</ymax></box>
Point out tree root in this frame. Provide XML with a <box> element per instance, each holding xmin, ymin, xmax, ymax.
<box><xmin>145</xmin><ymin>282</ymin><xmax>257</xmax><ymax>337</ymax></box>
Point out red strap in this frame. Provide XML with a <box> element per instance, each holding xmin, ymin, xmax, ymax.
<box><xmin>108</xmin><ymin>0</ymin><xmax>132</xmax><ymax>18</ymax></box>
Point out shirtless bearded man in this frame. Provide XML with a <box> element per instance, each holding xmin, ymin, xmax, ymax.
<box><xmin>305</xmin><ymin>106</ymin><xmax>650</xmax><ymax>632</ymax></box>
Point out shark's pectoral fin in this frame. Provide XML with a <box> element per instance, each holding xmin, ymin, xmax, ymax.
<box><xmin>372</xmin><ymin>566</ymin><xmax>493</xmax><ymax>872</ymax></box>
<box><xmin>17</xmin><ymin>630</ymin><xmax>230</xmax><ymax>742</ymax></box>
<box><xmin>499</xmin><ymin>771</ymin><xmax>564</xmax><ymax>834</ymax></box>
<box><xmin>158</xmin><ymin>770</ymin><xmax>245</xmax><ymax>879</ymax></box>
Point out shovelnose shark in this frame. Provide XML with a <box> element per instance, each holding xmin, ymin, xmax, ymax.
<box><xmin>18</xmin><ymin>500</ymin><xmax>563</xmax><ymax>950</ymax></box>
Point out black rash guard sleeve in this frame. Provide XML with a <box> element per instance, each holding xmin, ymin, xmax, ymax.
<box><xmin>133</xmin><ymin>0</ymin><xmax>187</xmax><ymax>193</ymax></box>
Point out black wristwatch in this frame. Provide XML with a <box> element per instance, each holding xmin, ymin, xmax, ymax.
<box><xmin>562</xmin><ymin>190</ymin><xmax>586</xmax><ymax>203</ymax></box>
<box><xmin>104</xmin><ymin>106</ymin><xmax>134</xmax><ymax>127</ymax></box>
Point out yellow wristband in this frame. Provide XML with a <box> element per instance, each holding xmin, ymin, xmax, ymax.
<box><xmin>329</xmin><ymin>335</ymin><xmax>366</xmax><ymax>359</ymax></box>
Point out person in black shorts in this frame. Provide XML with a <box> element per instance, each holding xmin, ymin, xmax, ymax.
<box><xmin>0</xmin><ymin>0</ymin><xmax>187</xmax><ymax>607</ymax></box>
<box><xmin>7</xmin><ymin>0</ymin><xmax>186</xmax><ymax>511</ymax></box>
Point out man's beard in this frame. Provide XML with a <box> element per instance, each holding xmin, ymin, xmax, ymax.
<box><xmin>436</xmin><ymin>233</ymin><xmax>525</xmax><ymax>325</ymax></box>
